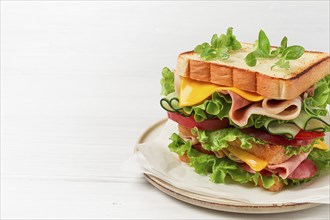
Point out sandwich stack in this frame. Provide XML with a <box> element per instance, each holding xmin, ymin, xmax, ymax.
<box><xmin>160</xmin><ymin>28</ymin><xmax>330</xmax><ymax>191</ymax></box>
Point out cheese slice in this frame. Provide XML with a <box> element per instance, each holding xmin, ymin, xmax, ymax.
<box><xmin>224</xmin><ymin>140</ymin><xmax>328</xmax><ymax>172</ymax></box>
<box><xmin>227</xmin><ymin>146</ymin><xmax>268</xmax><ymax>172</ymax></box>
<box><xmin>179</xmin><ymin>77</ymin><xmax>264</xmax><ymax>107</ymax></box>
<box><xmin>313</xmin><ymin>140</ymin><xmax>329</xmax><ymax>150</ymax></box>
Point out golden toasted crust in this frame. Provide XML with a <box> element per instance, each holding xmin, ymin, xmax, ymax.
<box><xmin>258</xmin><ymin>176</ymin><xmax>284</xmax><ymax>192</ymax></box>
<box><xmin>210</xmin><ymin>64</ymin><xmax>233</xmax><ymax>86</ymax></box>
<box><xmin>233</xmin><ymin>68</ymin><xmax>256</xmax><ymax>92</ymax></box>
<box><xmin>178</xmin><ymin>124</ymin><xmax>195</xmax><ymax>138</ymax></box>
<box><xmin>176</xmin><ymin>44</ymin><xmax>330</xmax><ymax>99</ymax></box>
<box><xmin>228</xmin><ymin>139</ymin><xmax>291</xmax><ymax>165</ymax></box>
<box><xmin>190</xmin><ymin>60</ymin><xmax>211</xmax><ymax>82</ymax></box>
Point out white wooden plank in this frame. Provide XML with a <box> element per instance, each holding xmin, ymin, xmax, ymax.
<box><xmin>2</xmin><ymin>178</ymin><xmax>329</xmax><ymax>219</ymax></box>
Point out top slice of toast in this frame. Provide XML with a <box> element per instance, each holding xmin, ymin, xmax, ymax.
<box><xmin>176</xmin><ymin>43</ymin><xmax>330</xmax><ymax>100</ymax></box>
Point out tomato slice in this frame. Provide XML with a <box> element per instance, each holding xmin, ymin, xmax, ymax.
<box><xmin>167</xmin><ymin>112</ymin><xmax>229</xmax><ymax>131</ymax></box>
<box><xmin>294</xmin><ymin>130</ymin><xmax>325</xmax><ymax>139</ymax></box>
<box><xmin>240</xmin><ymin>127</ymin><xmax>316</xmax><ymax>147</ymax></box>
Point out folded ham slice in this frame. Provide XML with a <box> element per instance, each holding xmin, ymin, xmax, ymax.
<box><xmin>267</xmin><ymin>152</ymin><xmax>309</xmax><ymax>179</ymax></box>
<box><xmin>226</xmin><ymin>91</ymin><xmax>302</xmax><ymax>127</ymax></box>
<box><xmin>240</xmin><ymin>154</ymin><xmax>318</xmax><ymax>180</ymax></box>
<box><xmin>287</xmin><ymin>159</ymin><xmax>318</xmax><ymax>179</ymax></box>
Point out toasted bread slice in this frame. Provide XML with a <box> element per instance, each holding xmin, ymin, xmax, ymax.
<box><xmin>176</xmin><ymin>43</ymin><xmax>330</xmax><ymax>100</ymax></box>
<box><xmin>228</xmin><ymin>139</ymin><xmax>290</xmax><ymax>165</ymax></box>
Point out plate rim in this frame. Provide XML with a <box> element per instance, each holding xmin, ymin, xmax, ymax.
<box><xmin>136</xmin><ymin>118</ymin><xmax>323</xmax><ymax>214</ymax></box>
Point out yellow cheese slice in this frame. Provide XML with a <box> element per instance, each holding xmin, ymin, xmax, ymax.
<box><xmin>179</xmin><ymin>77</ymin><xmax>264</xmax><ymax>107</ymax></box>
<box><xmin>313</xmin><ymin>140</ymin><xmax>329</xmax><ymax>150</ymax></box>
<box><xmin>227</xmin><ymin>146</ymin><xmax>268</xmax><ymax>172</ymax></box>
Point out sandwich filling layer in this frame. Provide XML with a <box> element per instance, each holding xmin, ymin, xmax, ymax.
<box><xmin>161</xmin><ymin>66</ymin><xmax>330</xmax><ymax>191</ymax></box>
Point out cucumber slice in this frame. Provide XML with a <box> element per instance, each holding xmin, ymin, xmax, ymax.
<box><xmin>160</xmin><ymin>92</ymin><xmax>182</xmax><ymax>112</ymax></box>
<box><xmin>266</xmin><ymin>121</ymin><xmax>300</xmax><ymax>139</ymax></box>
<box><xmin>293</xmin><ymin>110</ymin><xmax>330</xmax><ymax>132</ymax></box>
<box><xmin>262</xmin><ymin>110</ymin><xmax>329</xmax><ymax>139</ymax></box>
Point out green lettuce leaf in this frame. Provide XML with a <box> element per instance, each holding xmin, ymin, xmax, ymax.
<box><xmin>160</xmin><ymin>67</ymin><xmax>175</xmax><ymax>96</ymax></box>
<box><xmin>168</xmin><ymin>133</ymin><xmax>330</xmax><ymax>190</ymax></box>
<box><xmin>303</xmin><ymin>75</ymin><xmax>330</xmax><ymax>117</ymax></box>
<box><xmin>308</xmin><ymin>148</ymin><xmax>330</xmax><ymax>172</ymax></box>
<box><xmin>192</xmin><ymin>127</ymin><xmax>265</xmax><ymax>151</ymax></box>
<box><xmin>168</xmin><ymin>133</ymin><xmax>276</xmax><ymax>188</ymax></box>
<box><xmin>284</xmin><ymin>143</ymin><xmax>315</xmax><ymax>156</ymax></box>
<box><xmin>283</xmin><ymin>177</ymin><xmax>315</xmax><ymax>187</ymax></box>
<box><xmin>168</xmin><ymin>133</ymin><xmax>191</xmax><ymax>156</ymax></box>
<box><xmin>183</xmin><ymin>92</ymin><xmax>232</xmax><ymax>122</ymax></box>
<box><xmin>160</xmin><ymin>91</ymin><xmax>232</xmax><ymax>121</ymax></box>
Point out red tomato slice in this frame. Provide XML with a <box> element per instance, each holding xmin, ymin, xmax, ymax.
<box><xmin>240</xmin><ymin>128</ymin><xmax>315</xmax><ymax>147</ymax></box>
<box><xmin>294</xmin><ymin>130</ymin><xmax>325</xmax><ymax>139</ymax></box>
<box><xmin>167</xmin><ymin>112</ymin><xmax>229</xmax><ymax>131</ymax></box>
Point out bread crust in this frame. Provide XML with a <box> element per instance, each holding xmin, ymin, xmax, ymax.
<box><xmin>228</xmin><ymin>139</ymin><xmax>290</xmax><ymax>165</ymax></box>
<box><xmin>176</xmin><ymin>49</ymin><xmax>330</xmax><ymax>100</ymax></box>
<box><xmin>190</xmin><ymin>60</ymin><xmax>211</xmax><ymax>82</ymax></box>
<box><xmin>233</xmin><ymin>69</ymin><xmax>256</xmax><ymax>92</ymax></box>
<box><xmin>210</xmin><ymin>64</ymin><xmax>233</xmax><ymax>86</ymax></box>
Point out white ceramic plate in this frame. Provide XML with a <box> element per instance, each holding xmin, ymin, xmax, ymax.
<box><xmin>137</xmin><ymin>119</ymin><xmax>324</xmax><ymax>214</ymax></box>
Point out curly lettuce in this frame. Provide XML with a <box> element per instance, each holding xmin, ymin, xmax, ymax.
<box><xmin>160</xmin><ymin>67</ymin><xmax>175</xmax><ymax>96</ymax></box>
<box><xmin>284</xmin><ymin>143</ymin><xmax>315</xmax><ymax>156</ymax></box>
<box><xmin>168</xmin><ymin>132</ymin><xmax>191</xmax><ymax>156</ymax></box>
<box><xmin>160</xmin><ymin>91</ymin><xmax>231</xmax><ymax>121</ymax></box>
<box><xmin>168</xmin><ymin>133</ymin><xmax>330</xmax><ymax>190</ymax></box>
<box><xmin>183</xmin><ymin>92</ymin><xmax>232</xmax><ymax>121</ymax></box>
<box><xmin>192</xmin><ymin>127</ymin><xmax>265</xmax><ymax>151</ymax></box>
<box><xmin>168</xmin><ymin>133</ymin><xmax>275</xmax><ymax>189</ymax></box>
<box><xmin>303</xmin><ymin>75</ymin><xmax>330</xmax><ymax>117</ymax></box>
<box><xmin>309</xmin><ymin>148</ymin><xmax>330</xmax><ymax>172</ymax></box>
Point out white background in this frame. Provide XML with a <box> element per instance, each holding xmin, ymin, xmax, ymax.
<box><xmin>1</xmin><ymin>1</ymin><xmax>329</xmax><ymax>219</ymax></box>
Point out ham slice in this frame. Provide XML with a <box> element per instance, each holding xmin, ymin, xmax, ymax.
<box><xmin>228</xmin><ymin>91</ymin><xmax>252</xmax><ymax>112</ymax></box>
<box><xmin>240</xmin><ymin>155</ymin><xmax>318</xmax><ymax>180</ymax></box>
<box><xmin>226</xmin><ymin>91</ymin><xmax>302</xmax><ymax>127</ymax></box>
<box><xmin>267</xmin><ymin>152</ymin><xmax>309</xmax><ymax>179</ymax></box>
<box><xmin>287</xmin><ymin>159</ymin><xmax>318</xmax><ymax>179</ymax></box>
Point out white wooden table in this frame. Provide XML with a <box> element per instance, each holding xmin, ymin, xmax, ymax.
<box><xmin>1</xmin><ymin>1</ymin><xmax>329</xmax><ymax>219</ymax></box>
